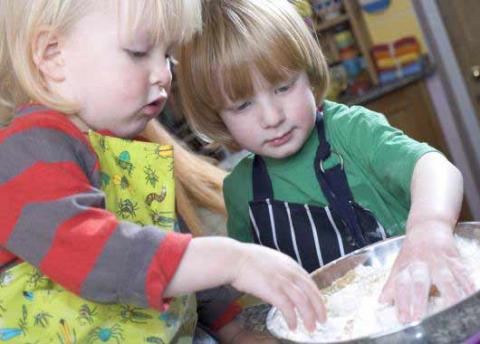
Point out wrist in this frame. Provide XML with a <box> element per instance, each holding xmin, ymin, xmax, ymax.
<box><xmin>220</xmin><ymin>238</ymin><xmax>245</xmax><ymax>285</ymax></box>
<box><xmin>405</xmin><ymin>218</ymin><xmax>455</xmax><ymax>245</ymax></box>
<box><xmin>407</xmin><ymin>202</ymin><xmax>460</xmax><ymax>236</ymax></box>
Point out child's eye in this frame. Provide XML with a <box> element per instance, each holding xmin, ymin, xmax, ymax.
<box><xmin>125</xmin><ymin>49</ymin><xmax>148</xmax><ymax>58</ymax></box>
<box><xmin>275</xmin><ymin>84</ymin><xmax>291</xmax><ymax>93</ymax></box>
<box><xmin>275</xmin><ymin>76</ymin><xmax>298</xmax><ymax>94</ymax></box>
<box><xmin>234</xmin><ymin>101</ymin><xmax>251</xmax><ymax>112</ymax></box>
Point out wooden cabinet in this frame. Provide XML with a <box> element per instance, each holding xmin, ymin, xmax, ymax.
<box><xmin>364</xmin><ymin>80</ymin><xmax>447</xmax><ymax>153</ymax></box>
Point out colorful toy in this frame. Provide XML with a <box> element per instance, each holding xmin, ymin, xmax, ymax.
<box><xmin>311</xmin><ymin>0</ymin><xmax>343</xmax><ymax>21</ymax></box>
<box><xmin>358</xmin><ymin>0</ymin><xmax>390</xmax><ymax>13</ymax></box>
<box><xmin>371</xmin><ymin>36</ymin><xmax>424</xmax><ymax>84</ymax></box>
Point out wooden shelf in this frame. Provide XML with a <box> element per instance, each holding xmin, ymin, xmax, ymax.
<box><xmin>343</xmin><ymin>0</ymin><xmax>378</xmax><ymax>85</ymax></box>
<box><xmin>314</xmin><ymin>14</ymin><xmax>349</xmax><ymax>31</ymax></box>
<box><xmin>314</xmin><ymin>0</ymin><xmax>379</xmax><ymax>86</ymax></box>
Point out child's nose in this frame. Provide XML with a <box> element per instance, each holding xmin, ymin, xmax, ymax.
<box><xmin>260</xmin><ymin>102</ymin><xmax>285</xmax><ymax>128</ymax></box>
<box><xmin>150</xmin><ymin>58</ymin><xmax>172</xmax><ymax>88</ymax></box>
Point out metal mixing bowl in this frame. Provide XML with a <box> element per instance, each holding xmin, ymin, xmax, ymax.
<box><xmin>266</xmin><ymin>222</ymin><xmax>480</xmax><ymax>344</ymax></box>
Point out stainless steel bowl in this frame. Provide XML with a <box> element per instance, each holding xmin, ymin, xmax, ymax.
<box><xmin>266</xmin><ymin>222</ymin><xmax>480</xmax><ymax>344</ymax></box>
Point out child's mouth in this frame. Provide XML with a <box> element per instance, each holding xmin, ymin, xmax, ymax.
<box><xmin>142</xmin><ymin>100</ymin><xmax>163</xmax><ymax>117</ymax></box>
<box><xmin>267</xmin><ymin>130</ymin><xmax>293</xmax><ymax>147</ymax></box>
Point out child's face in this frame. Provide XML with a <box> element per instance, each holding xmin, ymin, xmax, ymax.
<box><xmin>220</xmin><ymin>71</ymin><xmax>317</xmax><ymax>159</ymax></box>
<box><xmin>59</xmin><ymin>4</ymin><xmax>173</xmax><ymax>138</ymax></box>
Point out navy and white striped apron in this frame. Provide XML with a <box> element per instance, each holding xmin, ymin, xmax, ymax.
<box><xmin>248</xmin><ymin>112</ymin><xmax>387</xmax><ymax>272</ymax></box>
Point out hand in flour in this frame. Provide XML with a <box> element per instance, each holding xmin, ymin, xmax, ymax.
<box><xmin>379</xmin><ymin>221</ymin><xmax>475</xmax><ymax>323</ymax></box>
<box><xmin>165</xmin><ymin>237</ymin><xmax>326</xmax><ymax>331</ymax></box>
<box><xmin>231</xmin><ymin>242</ymin><xmax>326</xmax><ymax>331</ymax></box>
<box><xmin>379</xmin><ymin>153</ymin><xmax>475</xmax><ymax>323</ymax></box>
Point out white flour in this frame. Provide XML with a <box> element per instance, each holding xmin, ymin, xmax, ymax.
<box><xmin>269</xmin><ymin>236</ymin><xmax>480</xmax><ymax>343</ymax></box>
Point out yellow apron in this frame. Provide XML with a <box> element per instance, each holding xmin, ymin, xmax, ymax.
<box><xmin>0</xmin><ymin>131</ymin><xmax>196</xmax><ymax>343</ymax></box>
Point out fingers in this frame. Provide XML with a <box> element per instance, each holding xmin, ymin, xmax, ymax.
<box><xmin>393</xmin><ymin>269</ymin><xmax>412</xmax><ymax>323</ymax></box>
<box><xmin>446</xmin><ymin>256</ymin><xmax>476</xmax><ymax>295</ymax></box>
<box><xmin>276</xmin><ymin>257</ymin><xmax>326</xmax><ymax>328</ymax></box>
<box><xmin>273</xmin><ymin>291</ymin><xmax>298</xmax><ymax>331</ymax></box>
<box><xmin>299</xmin><ymin>275</ymin><xmax>327</xmax><ymax>323</ymax></box>
<box><xmin>379</xmin><ymin>273</ymin><xmax>394</xmax><ymax>304</ymax></box>
<box><xmin>409</xmin><ymin>262</ymin><xmax>431</xmax><ymax>322</ymax></box>
<box><xmin>386</xmin><ymin>262</ymin><xmax>431</xmax><ymax>323</ymax></box>
<box><xmin>389</xmin><ymin>258</ymin><xmax>471</xmax><ymax>324</ymax></box>
<box><xmin>282</xmin><ymin>282</ymin><xmax>317</xmax><ymax>332</ymax></box>
<box><xmin>275</xmin><ymin>265</ymin><xmax>326</xmax><ymax>331</ymax></box>
<box><xmin>233</xmin><ymin>245</ymin><xmax>326</xmax><ymax>332</ymax></box>
<box><xmin>432</xmin><ymin>266</ymin><xmax>463</xmax><ymax>307</ymax></box>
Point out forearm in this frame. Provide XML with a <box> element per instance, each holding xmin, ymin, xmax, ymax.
<box><xmin>164</xmin><ymin>237</ymin><xmax>241</xmax><ymax>297</ymax></box>
<box><xmin>406</xmin><ymin>152</ymin><xmax>463</xmax><ymax>235</ymax></box>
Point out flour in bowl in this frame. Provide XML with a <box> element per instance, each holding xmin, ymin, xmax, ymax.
<box><xmin>268</xmin><ymin>236</ymin><xmax>480</xmax><ymax>343</ymax></box>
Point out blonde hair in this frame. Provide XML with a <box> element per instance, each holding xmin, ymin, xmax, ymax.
<box><xmin>176</xmin><ymin>0</ymin><xmax>330</xmax><ymax>150</ymax></box>
<box><xmin>0</xmin><ymin>0</ymin><xmax>226</xmax><ymax>236</ymax></box>
<box><xmin>0</xmin><ymin>0</ymin><xmax>201</xmax><ymax>119</ymax></box>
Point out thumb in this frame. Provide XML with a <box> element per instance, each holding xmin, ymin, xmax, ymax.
<box><xmin>379</xmin><ymin>274</ymin><xmax>395</xmax><ymax>304</ymax></box>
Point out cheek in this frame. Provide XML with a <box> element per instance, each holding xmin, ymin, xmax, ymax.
<box><xmin>291</xmin><ymin>90</ymin><xmax>317</xmax><ymax>120</ymax></box>
<box><xmin>117</xmin><ymin>72</ymin><xmax>147</xmax><ymax>99</ymax></box>
<box><xmin>223</xmin><ymin>118</ymin><xmax>250</xmax><ymax>141</ymax></box>
<box><xmin>102</xmin><ymin>57</ymin><xmax>147</xmax><ymax>97</ymax></box>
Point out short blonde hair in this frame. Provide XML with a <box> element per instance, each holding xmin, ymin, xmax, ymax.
<box><xmin>0</xmin><ymin>0</ymin><xmax>202</xmax><ymax>123</ymax></box>
<box><xmin>176</xmin><ymin>0</ymin><xmax>329</xmax><ymax>149</ymax></box>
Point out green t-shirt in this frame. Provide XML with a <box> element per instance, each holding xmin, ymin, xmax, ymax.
<box><xmin>224</xmin><ymin>100</ymin><xmax>437</xmax><ymax>242</ymax></box>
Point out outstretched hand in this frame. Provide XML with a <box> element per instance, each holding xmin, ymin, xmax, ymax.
<box><xmin>231</xmin><ymin>243</ymin><xmax>326</xmax><ymax>332</ymax></box>
<box><xmin>379</xmin><ymin>222</ymin><xmax>475</xmax><ymax>323</ymax></box>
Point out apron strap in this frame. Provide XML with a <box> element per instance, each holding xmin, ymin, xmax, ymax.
<box><xmin>315</xmin><ymin>110</ymin><xmax>331</xmax><ymax>161</ymax></box>
<box><xmin>314</xmin><ymin>111</ymin><xmax>354</xmax><ymax>203</ymax></box>
<box><xmin>252</xmin><ymin>154</ymin><xmax>274</xmax><ymax>200</ymax></box>
<box><xmin>314</xmin><ymin>112</ymin><xmax>368</xmax><ymax>246</ymax></box>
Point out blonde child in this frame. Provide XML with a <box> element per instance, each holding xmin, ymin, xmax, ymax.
<box><xmin>0</xmin><ymin>0</ymin><xmax>326</xmax><ymax>342</ymax></box>
<box><xmin>176</xmin><ymin>0</ymin><xmax>475</xmax><ymax>324</ymax></box>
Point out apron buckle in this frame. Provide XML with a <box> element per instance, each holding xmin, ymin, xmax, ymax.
<box><xmin>319</xmin><ymin>149</ymin><xmax>344</xmax><ymax>173</ymax></box>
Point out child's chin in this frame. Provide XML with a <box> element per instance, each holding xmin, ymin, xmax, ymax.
<box><xmin>112</xmin><ymin>126</ymin><xmax>145</xmax><ymax>139</ymax></box>
<box><xmin>264</xmin><ymin>147</ymin><xmax>301</xmax><ymax>159</ymax></box>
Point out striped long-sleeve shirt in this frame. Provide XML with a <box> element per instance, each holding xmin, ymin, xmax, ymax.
<box><xmin>0</xmin><ymin>105</ymin><xmax>192</xmax><ymax>311</ymax></box>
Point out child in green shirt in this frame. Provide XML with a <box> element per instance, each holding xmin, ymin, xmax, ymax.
<box><xmin>175</xmin><ymin>0</ymin><xmax>475</xmax><ymax>324</ymax></box>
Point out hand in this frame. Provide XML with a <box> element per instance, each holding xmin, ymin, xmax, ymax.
<box><xmin>230</xmin><ymin>242</ymin><xmax>326</xmax><ymax>331</ymax></box>
<box><xmin>379</xmin><ymin>222</ymin><xmax>475</xmax><ymax>323</ymax></box>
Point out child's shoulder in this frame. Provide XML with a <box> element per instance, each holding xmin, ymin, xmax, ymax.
<box><xmin>224</xmin><ymin>151</ymin><xmax>255</xmax><ymax>186</ymax></box>
<box><xmin>323</xmin><ymin>100</ymin><xmax>390</xmax><ymax>136</ymax></box>
<box><xmin>1</xmin><ymin>105</ymin><xmax>89</xmax><ymax>150</ymax></box>
<box><xmin>5</xmin><ymin>105</ymin><xmax>84</xmax><ymax>138</ymax></box>
<box><xmin>323</xmin><ymin>100</ymin><xmax>388</xmax><ymax>124</ymax></box>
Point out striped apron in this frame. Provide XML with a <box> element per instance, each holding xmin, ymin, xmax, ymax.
<box><xmin>248</xmin><ymin>112</ymin><xmax>387</xmax><ymax>273</ymax></box>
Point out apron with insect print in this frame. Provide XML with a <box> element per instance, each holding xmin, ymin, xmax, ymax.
<box><xmin>0</xmin><ymin>131</ymin><xmax>197</xmax><ymax>343</ymax></box>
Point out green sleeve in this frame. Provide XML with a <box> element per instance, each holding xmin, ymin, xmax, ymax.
<box><xmin>223</xmin><ymin>158</ymin><xmax>255</xmax><ymax>243</ymax></box>
<box><xmin>326</xmin><ymin>101</ymin><xmax>437</xmax><ymax>205</ymax></box>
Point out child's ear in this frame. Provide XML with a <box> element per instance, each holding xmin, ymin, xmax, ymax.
<box><xmin>32</xmin><ymin>28</ymin><xmax>65</xmax><ymax>82</ymax></box>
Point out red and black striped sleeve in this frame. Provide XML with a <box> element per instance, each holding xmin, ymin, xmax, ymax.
<box><xmin>0</xmin><ymin>107</ymin><xmax>191</xmax><ymax>311</ymax></box>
